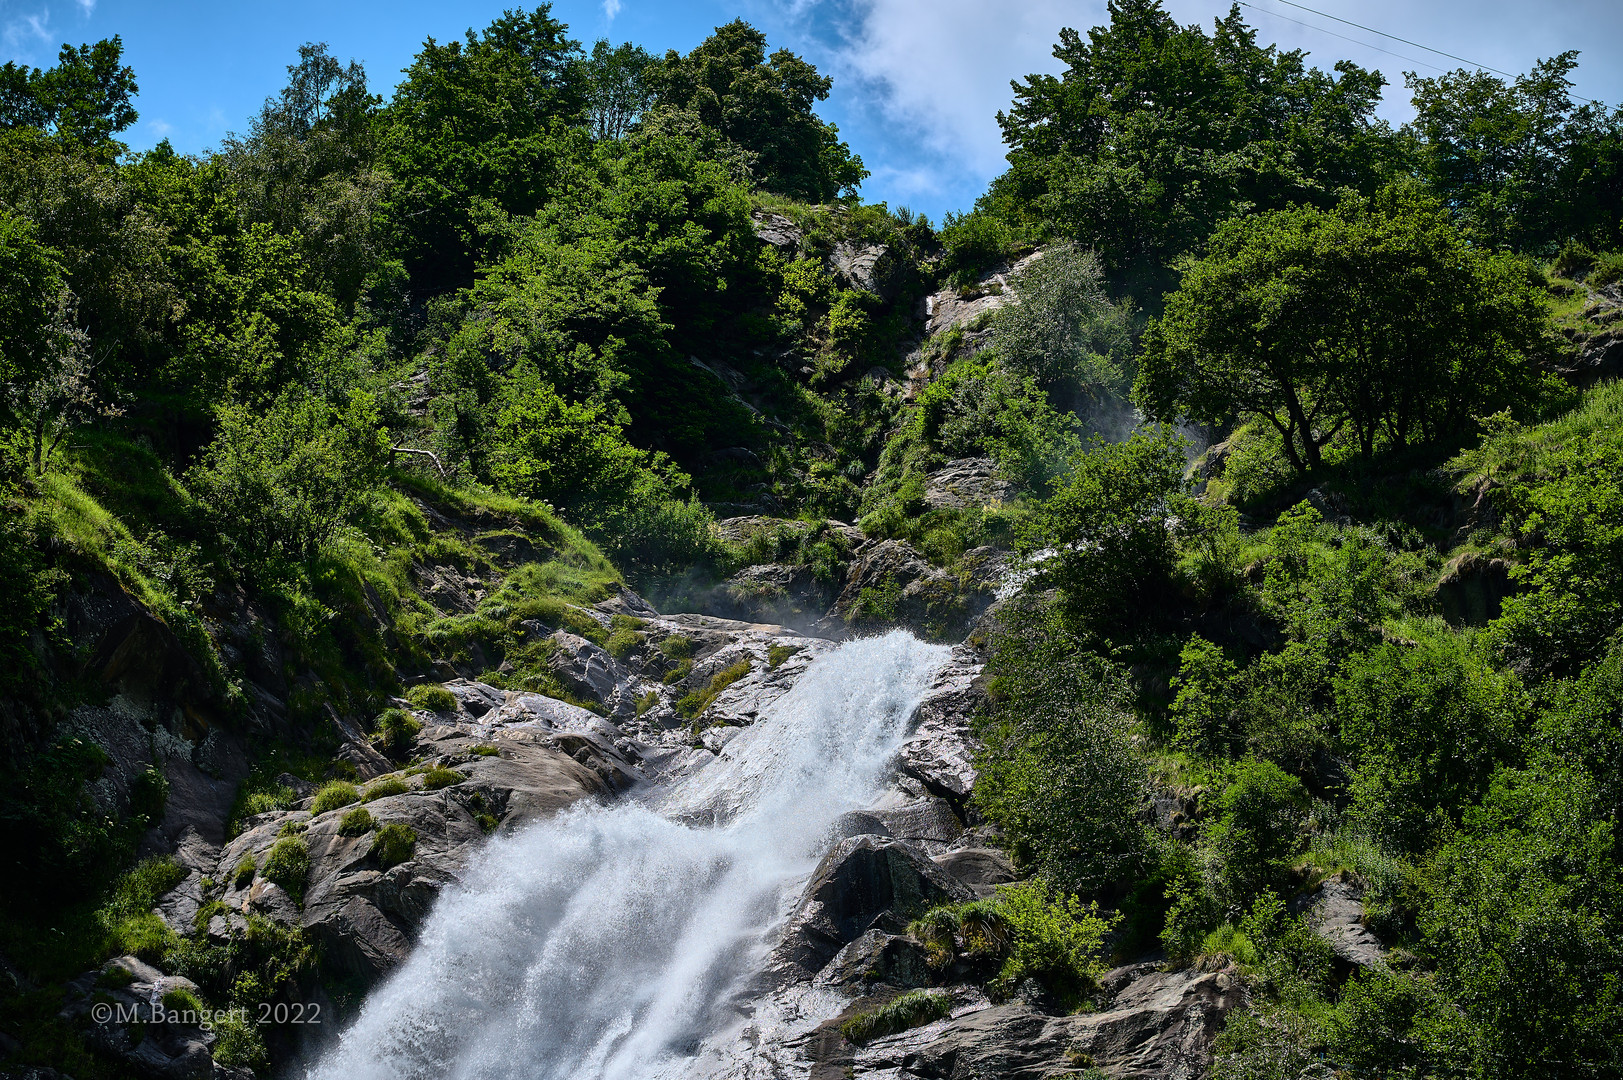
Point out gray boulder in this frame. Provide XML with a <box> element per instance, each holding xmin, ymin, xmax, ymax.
<box><xmin>1291</xmin><ymin>871</ymin><xmax>1386</xmax><ymax>970</ymax></box>
<box><xmin>923</xmin><ymin>458</ymin><xmax>1016</xmax><ymax>510</ymax></box>
<box><xmin>767</xmin><ymin>835</ymin><xmax>972</xmax><ymax>984</ymax></box>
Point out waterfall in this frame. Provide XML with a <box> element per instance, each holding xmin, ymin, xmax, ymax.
<box><xmin>305</xmin><ymin>630</ymin><xmax>950</xmax><ymax>1080</ymax></box>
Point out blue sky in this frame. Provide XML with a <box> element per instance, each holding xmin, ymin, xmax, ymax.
<box><xmin>3</xmin><ymin>0</ymin><xmax>1620</xmax><ymax>223</ymax></box>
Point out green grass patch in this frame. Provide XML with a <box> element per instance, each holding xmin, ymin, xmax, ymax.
<box><xmin>337</xmin><ymin>807</ymin><xmax>375</xmax><ymax>836</ymax></box>
<box><xmin>309</xmin><ymin>780</ymin><xmax>360</xmax><ymax>815</ymax></box>
<box><xmin>363</xmin><ymin>777</ymin><xmax>410</xmax><ymax>801</ymax></box>
<box><xmin>676</xmin><ymin>658</ymin><xmax>753</xmax><ymax>719</ymax></box>
<box><xmin>420</xmin><ymin>766</ymin><xmax>465</xmax><ymax>790</ymax></box>
<box><xmin>768</xmin><ymin>644</ymin><xmax>801</xmax><ymax>669</ymax></box>
<box><xmin>405</xmin><ymin>683</ymin><xmax>458</xmax><ymax>712</ymax></box>
<box><xmin>370</xmin><ymin>823</ymin><xmax>417</xmax><ymax>868</ymax></box>
<box><xmin>840</xmin><ymin>990</ymin><xmax>952</xmax><ymax>1045</ymax></box>
<box><xmin>261</xmin><ymin>837</ymin><xmax>310</xmax><ymax>903</ymax></box>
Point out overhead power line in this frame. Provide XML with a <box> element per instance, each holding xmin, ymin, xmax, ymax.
<box><xmin>1236</xmin><ymin>0</ymin><xmax>1603</xmax><ymax>105</ymax></box>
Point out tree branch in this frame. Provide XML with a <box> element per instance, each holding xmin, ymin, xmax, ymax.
<box><xmin>389</xmin><ymin>446</ymin><xmax>447</xmax><ymax>478</ymax></box>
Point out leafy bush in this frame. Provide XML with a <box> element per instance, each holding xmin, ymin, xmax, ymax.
<box><xmin>261</xmin><ymin>837</ymin><xmax>310</xmax><ymax>902</ymax></box>
<box><xmin>370</xmin><ymin>823</ymin><xmax>417</xmax><ymax>868</ymax></box>
<box><xmin>992</xmin><ymin>242</ymin><xmax>1130</xmax><ymax>392</ymax></box>
<box><xmin>363</xmin><ymin>777</ymin><xmax>410</xmax><ymax>801</ymax></box>
<box><xmin>1205</xmin><ymin>760</ymin><xmax>1307</xmax><ymax>913</ymax></box>
<box><xmin>337</xmin><ymin>807</ymin><xmax>374</xmax><ymax>836</ymax></box>
<box><xmin>405</xmin><ymin>684</ymin><xmax>457</xmax><ymax>712</ymax></box>
<box><xmin>973</xmin><ymin>600</ymin><xmax>1150</xmax><ymax>894</ymax></box>
<box><xmin>1590</xmin><ymin>250</ymin><xmax>1623</xmax><ymax>287</ymax></box>
<box><xmin>309</xmin><ymin>780</ymin><xmax>359</xmax><ymax>816</ymax></box>
<box><xmin>374</xmin><ymin>707</ymin><xmax>423</xmax><ymax>753</ymax></box>
<box><xmin>129</xmin><ymin>765</ymin><xmax>170</xmax><ymax>825</ymax></box>
<box><xmin>939</xmin><ymin>210</ymin><xmax>1015</xmax><ymax>287</ymax></box>
<box><xmin>1026</xmin><ymin>426</ymin><xmax>1203</xmax><ymax>631</ymax></box>
<box><xmin>419</xmin><ymin>766</ymin><xmax>464</xmax><ymax>790</ymax></box>
<box><xmin>990</xmin><ymin>879</ymin><xmax>1116</xmax><ymax>1003</ymax></box>
<box><xmin>840</xmin><ymin>990</ymin><xmax>952</xmax><ymax>1045</ymax></box>
<box><xmin>1551</xmin><ymin>239</ymin><xmax>1595</xmax><ymax>279</ymax></box>
<box><xmin>1336</xmin><ymin>632</ymin><xmax>1522</xmax><ymax>853</ymax></box>
<box><xmin>233</xmin><ymin>854</ymin><xmax>257</xmax><ymax>888</ymax></box>
<box><xmin>188</xmin><ymin>389</ymin><xmax>390</xmax><ymax>567</ymax></box>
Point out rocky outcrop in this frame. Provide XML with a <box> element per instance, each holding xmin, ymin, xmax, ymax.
<box><xmin>833</xmin><ymin>539</ymin><xmax>995</xmax><ymax>641</ymax></box>
<box><xmin>204</xmin><ymin>732</ymin><xmax>606</xmax><ymax>983</ymax></box>
<box><xmin>60</xmin><ymin>956</ymin><xmax>250</xmax><ymax>1079</ymax></box>
<box><xmin>922</xmin><ymin>457</ymin><xmax>1016</xmax><ymax>510</ymax></box>
<box><xmin>807</xmin><ymin>961</ymin><xmax>1241</xmax><ymax>1080</ymax></box>
<box><xmin>1290</xmin><ymin>871</ymin><xmax>1386</xmax><ymax>970</ymax></box>
<box><xmin>1551</xmin><ymin>281</ymin><xmax>1623</xmax><ymax>384</ymax></box>
<box><xmin>767</xmin><ymin>835</ymin><xmax>973</xmax><ymax>984</ymax></box>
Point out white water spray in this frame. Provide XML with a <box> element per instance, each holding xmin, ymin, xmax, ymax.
<box><xmin>306</xmin><ymin>630</ymin><xmax>949</xmax><ymax>1080</ymax></box>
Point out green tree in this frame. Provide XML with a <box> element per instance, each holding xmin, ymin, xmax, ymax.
<box><xmin>1136</xmin><ymin>187</ymin><xmax>1549</xmax><ymax>473</ymax></box>
<box><xmin>1205</xmin><ymin>759</ymin><xmax>1307</xmax><ymax>913</ymax></box>
<box><xmin>992</xmin><ymin>0</ymin><xmax>1395</xmax><ymax>293</ymax></box>
<box><xmin>647</xmin><ymin>20</ymin><xmax>866</xmax><ymax>201</ymax></box>
<box><xmin>990</xmin><ymin>242</ymin><xmax>1131</xmax><ymax>398</ymax></box>
<box><xmin>381</xmin><ymin>6</ymin><xmax>585</xmax><ymax>292</ymax></box>
<box><xmin>189</xmin><ymin>390</ymin><xmax>390</xmax><ymax>567</ymax></box>
<box><xmin>1025</xmin><ymin>425</ymin><xmax>1202</xmax><ymax>630</ymax></box>
<box><xmin>221</xmin><ymin>43</ymin><xmax>392</xmax><ymax>311</ymax></box>
<box><xmin>1408</xmin><ymin>52</ymin><xmax>1623</xmax><ymax>252</ymax></box>
<box><xmin>579</xmin><ymin>40</ymin><xmax>654</xmax><ymax>141</ymax></box>
<box><xmin>1336</xmin><ymin>631</ymin><xmax>1524</xmax><ymax>854</ymax></box>
<box><xmin>0</xmin><ymin>37</ymin><xmax>138</xmax><ymax>147</ymax></box>
<box><xmin>974</xmin><ymin>600</ymin><xmax>1151</xmax><ymax>895</ymax></box>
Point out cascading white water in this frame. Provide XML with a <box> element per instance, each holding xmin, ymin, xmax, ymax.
<box><xmin>306</xmin><ymin>630</ymin><xmax>950</xmax><ymax>1080</ymax></box>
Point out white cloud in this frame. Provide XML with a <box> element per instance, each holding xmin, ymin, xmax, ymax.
<box><xmin>74</xmin><ymin>0</ymin><xmax>93</xmax><ymax>15</ymax></box>
<box><xmin>603</xmin><ymin>0</ymin><xmax>622</xmax><ymax>21</ymax></box>
<box><xmin>800</xmin><ymin>0</ymin><xmax>1083</xmax><ymax>176</ymax></box>
<box><xmin>2</xmin><ymin>9</ymin><xmax>54</xmax><ymax>59</ymax></box>
<box><xmin>147</xmin><ymin>117</ymin><xmax>173</xmax><ymax>138</ymax></box>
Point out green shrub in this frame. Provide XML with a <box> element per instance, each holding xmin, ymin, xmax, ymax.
<box><xmin>420</xmin><ymin>766</ymin><xmax>465</xmax><ymax>790</ymax></box>
<box><xmin>1206</xmin><ymin>760</ymin><xmax>1308</xmax><ymax>913</ymax></box>
<box><xmin>370</xmin><ymin>823</ymin><xmax>417</xmax><ymax>868</ymax></box>
<box><xmin>661</xmin><ymin>658</ymin><xmax>694</xmax><ymax>684</ymax></box>
<box><xmin>1591</xmin><ymin>250</ymin><xmax>1623</xmax><ymax>287</ymax></box>
<box><xmin>405</xmin><ymin>684</ymin><xmax>458</xmax><ymax>713</ymax></box>
<box><xmin>232</xmin><ymin>855</ymin><xmax>257</xmax><ymax>888</ymax></box>
<box><xmin>98</xmin><ymin>856</ymin><xmax>187</xmax><ymax>962</ymax></box>
<box><xmin>658</xmin><ymin>635</ymin><xmax>694</xmax><ymax>660</ymax></box>
<box><xmin>939</xmin><ymin>210</ymin><xmax>1015</xmax><ymax>287</ymax></box>
<box><xmin>188</xmin><ymin>389</ymin><xmax>390</xmax><ymax>566</ymax></box>
<box><xmin>1552</xmin><ymin>239</ymin><xmax>1595</xmax><ymax>279</ymax></box>
<box><xmin>676</xmin><ymin>658</ymin><xmax>752</xmax><ymax>718</ymax></box>
<box><xmin>767</xmin><ymin>644</ymin><xmax>800</xmax><ymax>669</ymax></box>
<box><xmin>129</xmin><ymin>765</ymin><xmax>170</xmax><ymax>825</ymax></box>
<box><xmin>374</xmin><ymin>708</ymin><xmax>423</xmax><ymax>754</ymax></box>
<box><xmin>261</xmin><ymin>837</ymin><xmax>310</xmax><ymax>902</ymax></box>
<box><xmin>973</xmin><ymin>601</ymin><xmax>1151</xmax><ymax>894</ymax></box>
<box><xmin>363</xmin><ymin>777</ymin><xmax>410</xmax><ymax>801</ymax></box>
<box><xmin>238</xmin><ymin>785</ymin><xmax>296</xmax><ymax>820</ymax></box>
<box><xmin>469</xmin><ymin>744</ymin><xmax>500</xmax><ymax>757</ymax></box>
<box><xmin>605</xmin><ymin>627</ymin><xmax>640</xmax><ymax>659</ymax></box>
<box><xmin>337</xmin><ymin>807</ymin><xmax>374</xmax><ymax>836</ymax></box>
<box><xmin>309</xmin><ymin>780</ymin><xmax>360</xmax><ymax>816</ymax></box>
<box><xmin>840</xmin><ymin>990</ymin><xmax>952</xmax><ymax>1045</ymax></box>
<box><xmin>991</xmin><ymin>880</ymin><xmax>1116</xmax><ymax>1003</ymax></box>
<box><xmin>213</xmin><ymin>1009</ymin><xmax>269</xmax><ymax>1071</ymax></box>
